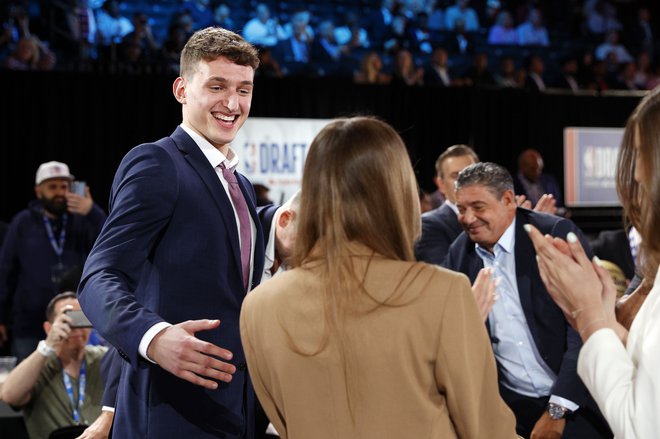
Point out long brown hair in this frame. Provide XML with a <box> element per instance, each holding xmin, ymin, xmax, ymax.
<box><xmin>290</xmin><ymin>116</ymin><xmax>421</xmax><ymax>418</ymax></box>
<box><xmin>616</xmin><ymin>87</ymin><xmax>660</xmax><ymax>282</ymax></box>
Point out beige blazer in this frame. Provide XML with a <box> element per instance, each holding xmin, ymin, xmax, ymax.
<box><xmin>241</xmin><ymin>252</ymin><xmax>517</xmax><ymax>439</ymax></box>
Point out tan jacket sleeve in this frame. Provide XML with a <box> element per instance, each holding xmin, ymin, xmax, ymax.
<box><xmin>434</xmin><ymin>272</ymin><xmax>517</xmax><ymax>439</ymax></box>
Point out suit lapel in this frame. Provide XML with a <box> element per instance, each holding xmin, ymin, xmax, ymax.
<box><xmin>514</xmin><ymin>210</ymin><xmax>539</xmax><ymax>342</ymax></box>
<box><xmin>171</xmin><ymin>127</ymin><xmax>243</xmax><ymax>278</ymax></box>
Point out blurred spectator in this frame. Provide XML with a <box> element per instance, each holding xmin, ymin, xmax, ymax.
<box><xmin>52</xmin><ymin>0</ymin><xmax>98</xmax><ymax>60</ymax></box>
<box><xmin>0</xmin><ymin>3</ymin><xmax>31</xmax><ymax>60</ymax></box>
<box><xmin>577</xmin><ymin>50</ymin><xmax>596</xmax><ymax>88</ymax></box>
<box><xmin>647</xmin><ymin>64</ymin><xmax>660</xmax><ymax>90</ymax></box>
<box><xmin>595</xmin><ymin>30</ymin><xmax>633</xmax><ymax>63</ymax></box>
<box><xmin>591</xmin><ymin>59</ymin><xmax>611</xmax><ymax>91</ymax></box>
<box><xmin>525</xmin><ymin>54</ymin><xmax>546</xmax><ymax>92</ymax></box>
<box><xmin>212</xmin><ymin>4</ymin><xmax>236</xmax><ymax>32</ymax></box>
<box><xmin>367</xmin><ymin>0</ymin><xmax>397</xmax><ymax>45</ymax></box>
<box><xmin>585</xmin><ymin>0</ymin><xmax>622</xmax><ymax>37</ymax></box>
<box><xmin>282</xmin><ymin>9</ymin><xmax>314</xmax><ymax>43</ymax></box>
<box><xmin>160</xmin><ymin>24</ymin><xmax>187</xmax><ymax>74</ymax></box>
<box><xmin>335</xmin><ymin>10</ymin><xmax>369</xmax><ymax>50</ymax></box>
<box><xmin>242</xmin><ymin>3</ymin><xmax>285</xmax><ymax>48</ymax></box>
<box><xmin>424</xmin><ymin>47</ymin><xmax>460</xmax><ymax>87</ymax></box>
<box><xmin>312</xmin><ymin>20</ymin><xmax>352</xmax><ymax>76</ymax></box>
<box><xmin>626</xmin><ymin>7</ymin><xmax>655</xmax><ymax>59</ymax></box>
<box><xmin>5</xmin><ymin>35</ymin><xmax>38</xmax><ymax>70</ymax></box>
<box><xmin>95</xmin><ymin>0</ymin><xmax>133</xmax><ymax>46</ymax></box>
<box><xmin>495</xmin><ymin>55</ymin><xmax>518</xmax><ymax>88</ymax></box>
<box><xmin>427</xmin><ymin>1</ymin><xmax>445</xmax><ymax>31</ymax></box>
<box><xmin>487</xmin><ymin>10</ymin><xmax>517</xmax><ymax>45</ymax></box>
<box><xmin>516</xmin><ymin>8</ymin><xmax>549</xmax><ymax>46</ymax></box>
<box><xmin>273</xmin><ymin>11</ymin><xmax>312</xmax><ymax>75</ymax></box>
<box><xmin>0</xmin><ymin>292</ymin><xmax>107</xmax><ymax>439</ymax></box>
<box><xmin>0</xmin><ymin>161</ymin><xmax>106</xmax><ymax>361</ymax></box>
<box><xmin>614</xmin><ymin>62</ymin><xmax>642</xmax><ymax>90</ymax></box>
<box><xmin>121</xmin><ymin>12</ymin><xmax>159</xmax><ymax>64</ymax></box>
<box><xmin>551</xmin><ymin>56</ymin><xmax>580</xmax><ymax>92</ymax></box>
<box><xmin>256</xmin><ymin>46</ymin><xmax>282</xmax><ymax>78</ymax></box>
<box><xmin>635</xmin><ymin>52</ymin><xmax>652</xmax><ymax>89</ymax></box>
<box><xmin>513</xmin><ymin>149</ymin><xmax>563</xmax><ymax>208</ymax></box>
<box><xmin>445</xmin><ymin>0</ymin><xmax>479</xmax><ymax>32</ymax></box>
<box><xmin>353</xmin><ymin>50</ymin><xmax>390</xmax><ymax>84</ymax></box>
<box><xmin>419</xmin><ymin>189</ymin><xmax>433</xmax><ymax>213</ymax></box>
<box><xmin>408</xmin><ymin>12</ymin><xmax>433</xmax><ymax>54</ymax></box>
<box><xmin>253</xmin><ymin>184</ymin><xmax>273</xmax><ymax>207</ymax></box>
<box><xmin>390</xmin><ymin>48</ymin><xmax>424</xmax><ymax>85</ymax></box>
<box><xmin>482</xmin><ymin>0</ymin><xmax>501</xmax><ymax>29</ymax></box>
<box><xmin>462</xmin><ymin>52</ymin><xmax>495</xmax><ymax>87</ymax></box>
<box><xmin>179</xmin><ymin>0</ymin><xmax>214</xmax><ymax>30</ymax></box>
<box><xmin>447</xmin><ymin>18</ymin><xmax>475</xmax><ymax>55</ymax></box>
<box><xmin>382</xmin><ymin>14</ymin><xmax>412</xmax><ymax>54</ymax></box>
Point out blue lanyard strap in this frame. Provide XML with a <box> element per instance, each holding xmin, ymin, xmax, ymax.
<box><xmin>42</xmin><ymin>213</ymin><xmax>68</xmax><ymax>257</ymax></box>
<box><xmin>62</xmin><ymin>360</ymin><xmax>86</xmax><ymax>425</ymax></box>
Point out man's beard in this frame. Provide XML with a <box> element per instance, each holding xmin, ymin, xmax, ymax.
<box><xmin>41</xmin><ymin>196</ymin><xmax>67</xmax><ymax>216</ymax></box>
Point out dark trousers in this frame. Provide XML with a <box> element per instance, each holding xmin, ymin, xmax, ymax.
<box><xmin>499</xmin><ymin>385</ymin><xmax>613</xmax><ymax>439</ymax></box>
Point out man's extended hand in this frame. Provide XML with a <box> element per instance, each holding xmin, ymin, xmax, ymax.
<box><xmin>471</xmin><ymin>267</ymin><xmax>498</xmax><ymax>322</ymax></box>
<box><xmin>147</xmin><ymin>319</ymin><xmax>236</xmax><ymax>390</ymax></box>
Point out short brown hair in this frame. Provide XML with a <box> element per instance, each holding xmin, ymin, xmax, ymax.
<box><xmin>180</xmin><ymin>27</ymin><xmax>259</xmax><ymax>78</ymax></box>
<box><xmin>434</xmin><ymin>144</ymin><xmax>479</xmax><ymax>177</ymax></box>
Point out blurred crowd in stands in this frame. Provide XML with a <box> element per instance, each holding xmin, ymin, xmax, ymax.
<box><xmin>1</xmin><ymin>0</ymin><xmax>659</xmax><ymax>91</ymax></box>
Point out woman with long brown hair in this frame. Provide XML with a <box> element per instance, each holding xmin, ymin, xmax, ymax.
<box><xmin>526</xmin><ymin>87</ymin><xmax>660</xmax><ymax>438</ymax></box>
<box><xmin>240</xmin><ymin>116</ymin><xmax>516</xmax><ymax>438</ymax></box>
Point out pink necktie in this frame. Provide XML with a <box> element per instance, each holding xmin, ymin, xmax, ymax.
<box><xmin>220</xmin><ymin>163</ymin><xmax>252</xmax><ymax>292</ymax></box>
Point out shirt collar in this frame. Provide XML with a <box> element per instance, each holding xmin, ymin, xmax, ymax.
<box><xmin>179</xmin><ymin>123</ymin><xmax>240</xmax><ymax>170</ymax></box>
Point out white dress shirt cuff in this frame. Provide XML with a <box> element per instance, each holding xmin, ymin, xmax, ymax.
<box><xmin>549</xmin><ymin>394</ymin><xmax>579</xmax><ymax>412</ymax></box>
<box><xmin>138</xmin><ymin>322</ymin><xmax>172</xmax><ymax>364</ymax></box>
<box><xmin>101</xmin><ymin>406</ymin><xmax>115</xmax><ymax>413</ymax></box>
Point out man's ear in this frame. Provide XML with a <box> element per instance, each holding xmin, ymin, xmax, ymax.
<box><xmin>173</xmin><ymin>77</ymin><xmax>187</xmax><ymax>104</ymax></box>
<box><xmin>43</xmin><ymin>321</ymin><xmax>51</xmax><ymax>335</ymax></box>
<box><xmin>34</xmin><ymin>185</ymin><xmax>41</xmax><ymax>199</ymax></box>
<box><xmin>278</xmin><ymin>210</ymin><xmax>292</xmax><ymax>228</ymax></box>
<box><xmin>434</xmin><ymin>176</ymin><xmax>445</xmax><ymax>193</ymax></box>
<box><xmin>502</xmin><ymin>189</ymin><xmax>517</xmax><ymax>207</ymax></box>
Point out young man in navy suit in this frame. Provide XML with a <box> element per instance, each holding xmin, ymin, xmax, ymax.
<box><xmin>78</xmin><ymin>27</ymin><xmax>265</xmax><ymax>438</ymax></box>
<box><xmin>444</xmin><ymin>162</ymin><xmax>611</xmax><ymax>439</ymax></box>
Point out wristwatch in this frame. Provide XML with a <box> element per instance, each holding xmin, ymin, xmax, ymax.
<box><xmin>37</xmin><ymin>340</ymin><xmax>55</xmax><ymax>357</ymax></box>
<box><xmin>546</xmin><ymin>402</ymin><xmax>568</xmax><ymax>420</ymax></box>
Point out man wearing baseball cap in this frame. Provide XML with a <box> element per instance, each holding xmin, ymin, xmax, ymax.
<box><xmin>0</xmin><ymin>161</ymin><xmax>107</xmax><ymax>361</ymax></box>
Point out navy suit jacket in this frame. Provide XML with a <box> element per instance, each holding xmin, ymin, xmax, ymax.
<box><xmin>513</xmin><ymin>172</ymin><xmax>564</xmax><ymax>207</ymax></box>
<box><xmin>443</xmin><ymin>208</ymin><xmax>591</xmax><ymax>405</ymax></box>
<box><xmin>79</xmin><ymin>127</ymin><xmax>265</xmax><ymax>438</ymax></box>
<box><xmin>415</xmin><ymin>203</ymin><xmax>463</xmax><ymax>266</ymax></box>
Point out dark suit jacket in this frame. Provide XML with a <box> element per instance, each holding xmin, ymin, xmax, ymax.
<box><xmin>591</xmin><ymin>228</ymin><xmax>635</xmax><ymax>280</ymax></box>
<box><xmin>513</xmin><ymin>172</ymin><xmax>564</xmax><ymax>207</ymax></box>
<box><xmin>415</xmin><ymin>203</ymin><xmax>462</xmax><ymax>266</ymax></box>
<box><xmin>79</xmin><ymin>127</ymin><xmax>265</xmax><ymax>438</ymax></box>
<box><xmin>443</xmin><ymin>208</ymin><xmax>591</xmax><ymax>405</ymax></box>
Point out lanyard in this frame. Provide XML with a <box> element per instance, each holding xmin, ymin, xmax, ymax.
<box><xmin>62</xmin><ymin>360</ymin><xmax>86</xmax><ymax>425</ymax></box>
<box><xmin>42</xmin><ymin>213</ymin><xmax>68</xmax><ymax>257</ymax></box>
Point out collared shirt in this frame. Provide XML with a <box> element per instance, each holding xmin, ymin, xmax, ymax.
<box><xmin>475</xmin><ymin>219</ymin><xmax>578</xmax><ymax>411</ymax></box>
<box><xmin>262</xmin><ymin>207</ymin><xmax>283</xmax><ymax>282</ymax></box>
